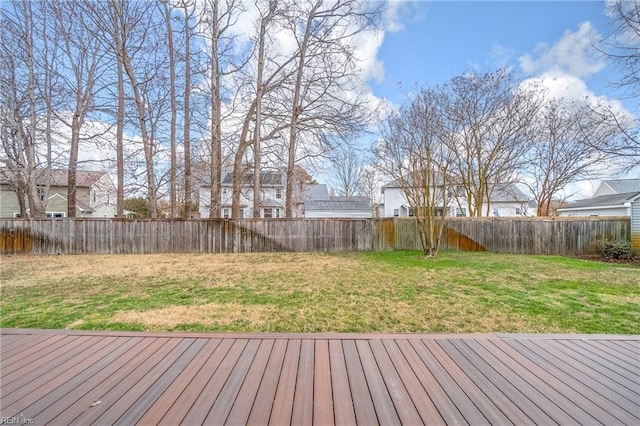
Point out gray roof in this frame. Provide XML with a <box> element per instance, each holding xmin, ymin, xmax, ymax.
<box><xmin>490</xmin><ymin>184</ymin><xmax>530</xmax><ymax>203</ymax></box>
<box><xmin>601</xmin><ymin>179</ymin><xmax>640</xmax><ymax>194</ymax></box>
<box><xmin>305</xmin><ymin>196</ymin><xmax>371</xmax><ymax>211</ymax></box>
<box><xmin>304</xmin><ymin>184</ymin><xmax>330</xmax><ymax>200</ymax></box>
<box><xmin>558</xmin><ymin>191</ymin><xmax>640</xmax><ymax>210</ymax></box>
<box><xmin>1</xmin><ymin>168</ymin><xmax>107</xmax><ymax>188</ymax></box>
<box><xmin>214</xmin><ymin>172</ymin><xmax>284</xmax><ymax>186</ymax></box>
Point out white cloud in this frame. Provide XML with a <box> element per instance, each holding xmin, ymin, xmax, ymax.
<box><xmin>519</xmin><ymin>21</ymin><xmax>606</xmax><ymax>79</ymax></box>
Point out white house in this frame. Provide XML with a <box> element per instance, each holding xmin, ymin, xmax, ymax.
<box><xmin>558</xmin><ymin>179</ymin><xmax>640</xmax><ymax>217</ymax></box>
<box><xmin>199</xmin><ymin>171</ymin><xmax>285</xmax><ymax>219</ymax></box>
<box><xmin>381</xmin><ymin>180</ymin><xmax>534</xmax><ymax>218</ymax></box>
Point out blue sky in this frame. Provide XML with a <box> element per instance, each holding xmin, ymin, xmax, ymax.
<box><xmin>370</xmin><ymin>1</ymin><xmax>629</xmax><ymax>111</ymax></box>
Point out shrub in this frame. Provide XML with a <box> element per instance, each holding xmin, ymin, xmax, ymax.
<box><xmin>591</xmin><ymin>239</ymin><xmax>640</xmax><ymax>263</ymax></box>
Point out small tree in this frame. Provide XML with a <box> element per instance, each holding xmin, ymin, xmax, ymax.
<box><xmin>376</xmin><ymin>87</ymin><xmax>453</xmax><ymax>257</ymax></box>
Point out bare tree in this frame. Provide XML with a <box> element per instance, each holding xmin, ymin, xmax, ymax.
<box><xmin>523</xmin><ymin>99</ymin><xmax>620</xmax><ymax>216</ymax></box>
<box><xmin>283</xmin><ymin>0</ymin><xmax>383</xmax><ymax>217</ymax></box>
<box><xmin>328</xmin><ymin>145</ymin><xmax>362</xmax><ymax>197</ymax></box>
<box><xmin>0</xmin><ymin>0</ymin><xmax>50</xmax><ymax>218</ymax></box>
<box><xmin>442</xmin><ymin>70</ymin><xmax>542</xmax><ymax>217</ymax></box>
<box><xmin>376</xmin><ymin>87</ymin><xmax>453</xmax><ymax>257</ymax></box>
<box><xmin>45</xmin><ymin>0</ymin><xmax>106</xmax><ymax>218</ymax></box>
<box><xmin>601</xmin><ymin>0</ymin><xmax>640</xmax><ymax>100</ymax></box>
<box><xmin>108</xmin><ymin>0</ymin><xmax>164</xmax><ymax>218</ymax></box>
<box><xmin>359</xmin><ymin>165</ymin><xmax>383</xmax><ymax>217</ymax></box>
<box><xmin>597</xmin><ymin>0</ymin><xmax>640</xmax><ymax>170</ymax></box>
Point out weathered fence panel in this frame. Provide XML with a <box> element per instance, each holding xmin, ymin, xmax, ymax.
<box><xmin>0</xmin><ymin>217</ymin><xmax>631</xmax><ymax>256</ymax></box>
<box><xmin>392</xmin><ymin>217</ymin><xmax>631</xmax><ymax>255</ymax></box>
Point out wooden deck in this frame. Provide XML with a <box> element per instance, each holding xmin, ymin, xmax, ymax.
<box><xmin>1</xmin><ymin>329</ymin><xmax>638</xmax><ymax>425</ymax></box>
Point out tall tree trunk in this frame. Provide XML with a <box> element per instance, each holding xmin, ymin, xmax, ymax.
<box><xmin>183</xmin><ymin>1</ymin><xmax>192</xmax><ymax>219</ymax></box>
<box><xmin>285</xmin><ymin>1</ymin><xmax>319</xmax><ymax>218</ymax></box>
<box><xmin>252</xmin><ymin>1</ymin><xmax>276</xmax><ymax>218</ymax></box>
<box><xmin>116</xmin><ymin>54</ymin><xmax>125</xmax><ymax>218</ymax></box>
<box><xmin>208</xmin><ymin>0</ymin><xmax>221</xmax><ymax>219</ymax></box>
<box><xmin>24</xmin><ymin>1</ymin><xmax>43</xmax><ymax>218</ymax></box>
<box><xmin>163</xmin><ymin>0</ymin><xmax>178</xmax><ymax>218</ymax></box>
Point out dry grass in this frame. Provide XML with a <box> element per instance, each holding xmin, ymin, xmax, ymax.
<box><xmin>1</xmin><ymin>251</ymin><xmax>638</xmax><ymax>334</ymax></box>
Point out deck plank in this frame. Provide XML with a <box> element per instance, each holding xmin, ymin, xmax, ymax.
<box><xmin>570</xmin><ymin>339</ymin><xmax>638</xmax><ymax>374</ymax></box>
<box><xmin>463</xmin><ymin>339</ymin><xmax>581</xmax><ymax>425</ymax></box>
<box><xmin>328</xmin><ymin>339</ymin><xmax>357</xmax><ymax>426</ymax></box>
<box><xmin>29</xmin><ymin>337</ymin><xmax>148</xmax><ymax>425</ymax></box>
<box><xmin>291</xmin><ymin>339</ymin><xmax>315</xmax><ymax>425</ymax></box>
<box><xmin>395</xmin><ymin>339</ymin><xmax>467</xmax><ymax>425</ymax></box>
<box><xmin>489</xmin><ymin>338</ymin><xmax>624</xmax><ymax>425</ymax></box>
<box><xmin>504</xmin><ymin>338</ymin><xmax>640</xmax><ymax>425</ymax></box>
<box><xmin>225</xmin><ymin>339</ymin><xmax>275</xmax><ymax>426</ymax></box>
<box><xmin>515</xmin><ymin>338</ymin><xmax>640</xmax><ymax>413</ymax></box>
<box><xmin>545</xmin><ymin>339</ymin><xmax>639</xmax><ymax>393</ymax></box>
<box><xmin>597</xmin><ymin>340</ymin><xmax>639</xmax><ymax>360</ymax></box>
<box><xmin>412</xmin><ymin>339</ymin><xmax>490</xmax><ymax>425</ymax></box>
<box><xmin>313</xmin><ymin>339</ymin><xmax>334</xmax><ymax>426</ymax></box>
<box><xmin>204</xmin><ymin>339</ymin><xmax>262</xmax><ymax>425</ymax></box>
<box><xmin>268</xmin><ymin>338</ymin><xmax>301</xmax><ymax>425</ymax></box>
<box><xmin>355</xmin><ymin>339</ymin><xmax>401</xmax><ymax>425</ymax></box>
<box><xmin>342</xmin><ymin>339</ymin><xmax>379</xmax><ymax>425</ymax></box>
<box><xmin>0</xmin><ymin>330</ymin><xmax>638</xmax><ymax>426</ymax></box>
<box><xmin>1</xmin><ymin>336</ymin><xmax>122</xmax><ymax>415</ymax></box>
<box><xmin>246</xmin><ymin>339</ymin><xmax>288</xmax><ymax>426</ymax></box>
<box><xmin>381</xmin><ymin>339</ymin><xmax>446</xmax><ymax>425</ymax></box>
<box><xmin>440</xmin><ymin>339</ymin><xmax>536</xmax><ymax>425</ymax></box>
<box><xmin>180</xmin><ymin>339</ymin><xmax>248</xmax><ymax>425</ymax></box>
<box><xmin>158</xmin><ymin>338</ymin><xmax>235</xmax><ymax>425</ymax></box>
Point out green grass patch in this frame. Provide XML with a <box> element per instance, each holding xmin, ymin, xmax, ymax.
<box><xmin>1</xmin><ymin>251</ymin><xmax>638</xmax><ymax>334</ymax></box>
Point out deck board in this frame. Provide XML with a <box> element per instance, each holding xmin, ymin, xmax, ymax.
<box><xmin>1</xmin><ymin>329</ymin><xmax>638</xmax><ymax>425</ymax></box>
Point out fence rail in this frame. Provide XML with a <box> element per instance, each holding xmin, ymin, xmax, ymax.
<box><xmin>0</xmin><ymin>217</ymin><xmax>630</xmax><ymax>256</ymax></box>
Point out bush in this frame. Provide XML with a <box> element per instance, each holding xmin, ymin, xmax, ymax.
<box><xmin>591</xmin><ymin>239</ymin><xmax>640</xmax><ymax>263</ymax></box>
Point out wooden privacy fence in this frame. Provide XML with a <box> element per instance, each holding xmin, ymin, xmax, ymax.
<box><xmin>0</xmin><ymin>217</ymin><xmax>630</xmax><ymax>256</ymax></box>
<box><xmin>393</xmin><ymin>217</ymin><xmax>631</xmax><ymax>255</ymax></box>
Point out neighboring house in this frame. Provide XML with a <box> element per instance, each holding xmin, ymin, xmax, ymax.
<box><xmin>557</xmin><ymin>179</ymin><xmax>640</xmax><ymax>217</ymax></box>
<box><xmin>557</xmin><ymin>191</ymin><xmax>640</xmax><ymax>217</ymax></box>
<box><xmin>300</xmin><ymin>184</ymin><xmax>373</xmax><ymax>218</ymax></box>
<box><xmin>305</xmin><ymin>195</ymin><xmax>373</xmax><ymax>218</ymax></box>
<box><xmin>381</xmin><ymin>180</ymin><xmax>534</xmax><ymax>218</ymax></box>
<box><xmin>0</xmin><ymin>169</ymin><xmax>120</xmax><ymax>218</ymax></box>
<box><xmin>593</xmin><ymin>179</ymin><xmax>640</xmax><ymax>197</ymax></box>
<box><xmin>199</xmin><ymin>171</ymin><xmax>286</xmax><ymax>219</ymax></box>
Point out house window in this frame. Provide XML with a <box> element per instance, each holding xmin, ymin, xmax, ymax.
<box><xmin>276</xmin><ymin>188</ymin><xmax>282</xmax><ymax>199</ymax></box>
<box><xmin>263</xmin><ymin>208</ymin><xmax>273</xmax><ymax>218</ymax></box>
<box><xmin>275</xmin><ymin>208</ymin><xmax>281</xmax><ymax>218</ymax></box>
<box><xmin>239</xmin><ymin>209</ymin><xmax>244</xmax><ymax>219</ymax></box>
<box><xmin>223</xmin><ymin>188</ymin><xmax>228</xmax><ymax>197</ymax></box>
<box><xmin>46</xmin><ymin>212</ymin><xmax>65</xmax><ymax>218</ymax></box>
<box><xmin>37</xmin><ymin>187</ymin><xmax>45</xmax><ymax>202</ymax></box>
<box><xmin>93</xmin><ymin>191</ymin><xmax>97</xmax><ymax>204</ymax></box>
<box><xmin>456</xmin><ymin>208</ymin><xmax>466</xmax><ymax>217</ymax></box>
<box><xmin>393</xmin><ymin>209</ymin><xmax>399</xmax><ymax>217</ymax></box>
<box><xmin>408</xmin><ymin>208</ymin><xmax>415</xmax><ymax>217</ymax></box>
<box><xmin>434</xmin><ymin>208</ymin><xmax>444</xmax><ymax>217</ymax></box>
<box><xmin>13</xmin><ymin>213</ymin><xmax>21</xmax><ymax>218</ymax></box>
<box><xmin>515</xmin><ymin>207</ymin><xmax>521</xmax><ymax>216</ymax></box>
<box><xmin>222</xmin><ymin>208</ymin><xmax>230</xmax><ymax>219</ymax></box>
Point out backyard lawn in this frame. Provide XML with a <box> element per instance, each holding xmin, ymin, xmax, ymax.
<box><xmin>1</xmin><ymin>251</ymin><xmax>638</xmax><ymax>334</ymax></box>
